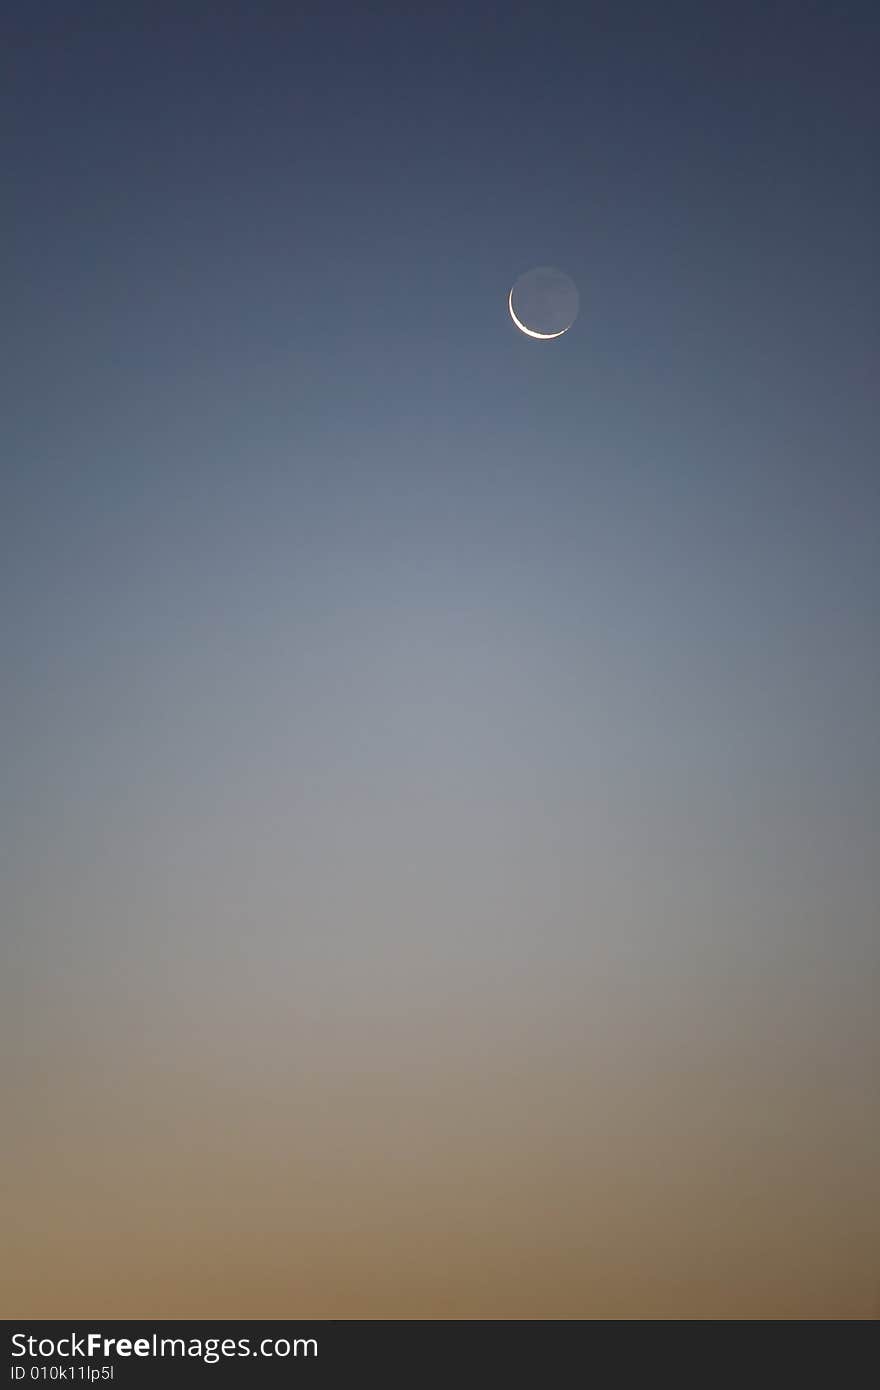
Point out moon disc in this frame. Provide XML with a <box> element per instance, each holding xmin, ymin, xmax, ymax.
<box><xmin>509</xmin><ymin>266</ymin><xmax>579</xmax><ymax>339</ymax></box>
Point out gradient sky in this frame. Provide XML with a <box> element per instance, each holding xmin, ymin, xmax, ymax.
<box><xmin>3</xmin><ymin>1</ymin><xmax>878</xmax><ymax>1318</ymax></box>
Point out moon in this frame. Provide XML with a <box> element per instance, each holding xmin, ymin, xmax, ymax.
<box><xmin>508</xmin><ymin>290</ymin><xmax>568</xmax><ymax>339</ymax></box>
<box><xmin>508</xmin><ymin>266</ymin><xmax>579</xmax><ymax>340</ymax></box>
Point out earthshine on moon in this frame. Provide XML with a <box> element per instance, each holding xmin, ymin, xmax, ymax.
<box><xmin>508</xmin><ymin>266</ymin><xmax>579</xmax><ymax>340</ymax></box>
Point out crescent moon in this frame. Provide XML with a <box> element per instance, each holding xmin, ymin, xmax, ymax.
<box><xmin>508</xmin><ymin>288</ymin><xmax>570</xmax><ymax>340</ymax></box>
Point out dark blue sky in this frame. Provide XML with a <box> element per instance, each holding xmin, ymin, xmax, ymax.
<box><xmin>3</xmin><ymin>1</ymin><xmax>879</xmax><ymax>1317</ymax></box>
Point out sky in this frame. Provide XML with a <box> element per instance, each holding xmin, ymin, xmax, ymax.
<box><xmin>2</xmin><ymin>1</ymin><xmax>878</xmax><ymax>1318</ymax></box>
